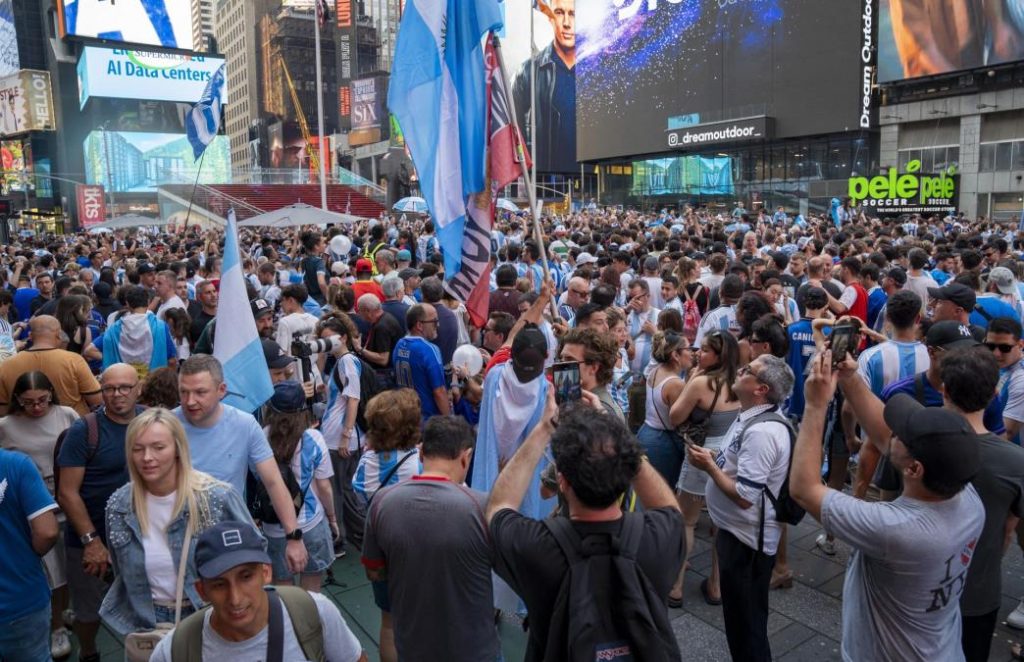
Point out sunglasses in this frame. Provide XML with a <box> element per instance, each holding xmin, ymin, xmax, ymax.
<box><xmin>985</xmin><ymin>342</ymin><xmax>1017</xmax><ymax>354</ymax></box>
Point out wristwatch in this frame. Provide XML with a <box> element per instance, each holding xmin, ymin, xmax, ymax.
<box><xmin>285</xmin><ymin>528</ymin><xmax>303</xmax><ymax>541</ymax></box>
<box><xmin>80</xmin><ymin>531</ymin><xmax>99</xmax><ymax>546</ymax></box>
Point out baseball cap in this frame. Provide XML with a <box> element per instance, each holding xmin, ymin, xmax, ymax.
<box><xmin>927</xmin><ymin>283</ymin><xmax>976</xmax><ymax>311</ymax></box>
<box><xmin>576</xmin><ymin>252</ymin><xmax>598</xmax><ymax>266</ymax></box>
<box><xmin>987</xmin><ymin>266</ymin><xmax>1017</xmax><ymax>295</ymax></box>
<box><xmin>925</xmin><ymin>320</ymin><xmax>980</xmax><ymax>350</ymax></box>
<box><xmin>250</xmin><ymin>298</ymin><xmax>273</xmax><ymax>319</ymax></box>
<box><xmin>398</xmin><ymin>267</ymin><xmax>422</xmax><ymax>281</ymax></box>
<box><xmin>331</xmin><ymin>261</ymin><xmax>349</xmax><ymax>276</ymax></box>
<box><xmin>511</xmin><ymin>327</ymin><xmax>547</xmax><ymax>383</ymax></box>
<box><xmin>195</xmin><ymin>521</ymin><xmax>271</xmax><ymax>579</ymax></box>
<box><xmin>355</xmin><ymin>258</ymin><xmax>374</xmax><ymax>273</ymax></box>
<box><xmin>261</xmin><ymin>338</ymin><xmax>293</xmax><ymax>369</ymax></box>
<box><xmin>137</xmin><ymin>262</ymin><xmax>156</xmax><ymax>274</ymax></box>
<box><xmin>268</xmin><ymin>380</ymin><xmax>307</xmax><ymax>413</ymax></box>
<box><xmin>885</xmin><ymin>267</ymin><xmax>907</xmax><ymax>287</ymax></box>
<box><xmin>396</xmin><ymin>249</ymin><xmax>412</xmax><ymax>262</ymax></box>
<box><xmin>882</xmin><ymin>394</ymin><xmax>980</xmax><ymax>489</ymax></box>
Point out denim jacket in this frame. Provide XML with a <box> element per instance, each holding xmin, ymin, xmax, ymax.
<box><xmin>99</xmin><ymin>481</ymin><xmax>255</xmax><ymax>636</ymax></box>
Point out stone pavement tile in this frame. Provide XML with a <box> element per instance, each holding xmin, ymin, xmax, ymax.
<box><xmin>671</xmin><ymin>612</ymin><xmax>731</xmax><ymax>662</ymax></box>
<box><xmin>331</xmin><ymin>582</ymin><xmax>382</xmax><ymax>646</ymax></box>
<box><xmin>775</xmin><ymin>633</ymin><xmax>842</xmax><ymax>662</ymax></box>
<box><xmin>768</xmin><ymin>582</ymin><xmax>844</xmax><ymax>640</ymax></box>
<box><xmin>782</xmin><ymin>543</ymin><xmax>846</xmax><ymax>589</ymax></box>
<box><xmin>817</xmin><ymin>572</ymin><xmax>846</xmax><ymax>599</ymax></box>
<box><xmin>769</xmin><ymin>622</ymin><xmax>820</xmax><ymax>658</ymax></box>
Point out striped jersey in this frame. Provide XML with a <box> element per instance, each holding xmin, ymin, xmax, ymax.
<box><xmin>857</xmin><ymin>340</ymin><xmax>930</xmax><ymax>397</ymax></box>
<box><xmin>321</xmin><ymin>353</ymin><xmax>362</xmax><ymax>452</ymax></box>
<box><xmin>695</xmin><ymin>305</ymin><xmax>738</xmax><ymax>345</ymax></box>
<box><xmin>353</xmin><ymin>449</ymin><xmax>422</xmax><ymax>505</ymax></box>
<box><xmin>263</xmin><ymin>429</ymin><xmax>333</xmax><ymax>536</ymax></box>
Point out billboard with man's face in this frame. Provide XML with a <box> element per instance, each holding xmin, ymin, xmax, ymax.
<box><xmin>505</xmin><ymin>0</ymin><xmax>577</xmax><ymax>174</ymax></box>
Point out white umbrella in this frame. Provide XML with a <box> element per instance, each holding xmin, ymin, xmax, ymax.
<box><xmin>102</xmin><ymin>214</ymin><xmax>170</xmax><ymax>229</ymax></box>
<box><xmin>237</xmin><ymin>203</ymin><xmax>361</xmax><ymax>228</ymax></box>
<box><xmin>88</xmin><ymin>226</ymin><xmax>112</xmax><ymax>234</ymax></box>
<box><xmin>392</xmin><ymin>196</ymin><xmax>428</xmax><ymax>214</ymax></box>
<box><xmin>496</xmin><ymin>198</ymin><xmax>519</xmax><ymax>213</ymax></box>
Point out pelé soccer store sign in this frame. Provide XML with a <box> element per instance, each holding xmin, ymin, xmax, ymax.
<box><xmin>848</xmin><ymin>160</ymin><xmax>959</xmax><ymax>215</ymax></box>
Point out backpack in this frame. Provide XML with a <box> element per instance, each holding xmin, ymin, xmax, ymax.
<box><xmin>170</xmin><ymin>586</ymin><xmax>324</xmax><ymax>662</ymax></box>
<box><xmin>53</xmin><ymin>412</ymin><xmax>100</xmax><ymax>497</ymax></box>
<box><xmin>542</xmin><ymin>513</ymin><xmax>682</xmax><ymax>662</ymax></box>
<box><xmin>246</xmin><ymin>455</ymin><xmax>306</xmax><ymax>525</ymax></box>
<box><xmin>330</xmin><ymin>353</ymin><xmax>384</xmax><ymax>435</ymax></box>
<box><xmin>735</xmin><ymin>409</ymin><xmax>806</xmax><ymax>551</ymax></box>
<box><xmin>681</xmin><ymin>285</ymin><xmax>704</xmax><ymax>346</ymax></box>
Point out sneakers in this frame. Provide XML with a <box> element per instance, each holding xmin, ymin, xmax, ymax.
<box><xmin>61</xmin><ymin>608</ymin><xmax>75</xmax><ymax>628</ymax></box>
<box><xmin>50</xmin><ymin>628</ymin><xmax>72</xmax><ymax>659</ymax></box>
<box><xmin>334</xmin><ymin>545</ymin><xmax>347</xmax><ymax>559</ymax></box>
<box><xmin>815</xmin><ymin>533</ymin><xmax>837</xmax><ymax>556</ymax></box>
<box><xmin>1007</xmin><ymin>600</ymin><xmax>1024</xmax><ymax>629</ymax></box>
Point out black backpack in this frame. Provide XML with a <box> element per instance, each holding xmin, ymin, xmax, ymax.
<box><xmin>53</xmin><ymin>412</ymin><xmax>100</xmax><ymax>497</ymax></box>
<box><xmin>331</xmin><ymin>354</ymin><xmax>384</xmax><ymax>435</ymax></box>
<box><xmin>542</xmin><ymin>513</ymin><xmax>682</xmax><ymax>662</ymax></box>
<box><xmin>246</xmin><ymin>458</ymin><xmax>306</xmax><ymax>525</ymax></box>
<box><xmin>736</xmin><ymin>408</ymin><xmax>806</xmax><ymax>551</ymax></box>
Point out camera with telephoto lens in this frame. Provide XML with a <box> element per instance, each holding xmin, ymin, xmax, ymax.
<box><xmin>291</xmin><ymin>334</ymin><xmax>342</xmax><ymax>359</ymax></box>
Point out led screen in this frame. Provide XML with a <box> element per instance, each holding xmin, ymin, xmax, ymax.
<box><xmin>83</xmin><ymin>131</ymin><xmax>229</xmax><ymax>193</ymax></box>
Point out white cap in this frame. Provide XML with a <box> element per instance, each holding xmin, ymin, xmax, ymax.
<box><xmin>576</xmin><ymin>252</ymin><xmax>598</xmax><ymax>266</ymax></box>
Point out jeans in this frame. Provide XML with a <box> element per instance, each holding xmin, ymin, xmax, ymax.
<box><xmin>0</xmin><ymin>604</ymin><xmax>52</xmax><ymax>662</ymax></box>
<box><xmin>637</xmin><ymin>424</ymin><xmax>683</xmax><ymax>486</ymax></box>
<box><xmin>330</xmin><ymin>448</ymin><xmax>365</xmax><ymax>551</ymax></box>
<box><xmin>717</xmin><ymin>529</ymin><xmax>775</xmax><ymax>662</ymax></box>
<box><xmin>961</xmin><ymin>609</ymin><xmax>999</xmax><ymax>662</ymax></box>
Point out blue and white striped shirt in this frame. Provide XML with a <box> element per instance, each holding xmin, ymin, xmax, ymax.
<box><xmin>353</xmin><ymin>448</ymin><xmax>422</xmax><ymax>505</ymax></box>
<box><xmin>857</xmin><ymin>340</ymin><xmax>930</xmax><ymax>397</ymax></box>
<box><xmin>695</xmin><ymin>305</ymin><xmax>737</xmax><ymax>345</ymax></box>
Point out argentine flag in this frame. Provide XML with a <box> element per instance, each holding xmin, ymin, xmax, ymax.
<box><xmin>214</xmin><ymin>209</ymin><xmax>274</xmax><ymax>413</ymax></box>
<box><xmin>388</xmin><ymin>0</ymin><xmax>503</xmax><ymax>278</ymax></box>
<box><xmin>186</xmin><ymin>63</ymin><xmax>226</xmax><ymax>160</ymax></box>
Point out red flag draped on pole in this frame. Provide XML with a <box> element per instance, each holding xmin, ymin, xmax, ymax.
<box><xmin>448</xmin><ymin>33</ymin><xmax>533</xmax><ymax>328</ymax></box>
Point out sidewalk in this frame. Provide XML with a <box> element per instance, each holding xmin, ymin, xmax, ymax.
<box><xmin>69</xmin><ymin>510</ymin><xmax>1024</xmax><ymax>661</ymax></box>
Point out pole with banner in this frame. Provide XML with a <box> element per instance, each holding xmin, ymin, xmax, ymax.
<box><xmin>493</xmin><ymin>35</ymin><xmax>557</xmax><ymax>319</ymax></box>
<box><xmin>315</xmin><ymin>0</ymin><xmax>330</xmax><ymax>211</ymax></box>
<box><xmin>185</xmin><ymin>63</ymin><xmax>226</xmax><ymax>233</ymax></box>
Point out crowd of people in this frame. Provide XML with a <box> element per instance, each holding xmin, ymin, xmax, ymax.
<box><xmin>2</xmin><ymin>204</ymin><xmax>1024</xmax><ymax>661</ymax></box>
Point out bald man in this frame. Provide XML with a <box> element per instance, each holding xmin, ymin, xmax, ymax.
<box><xmin>57</xmin><ymin>363</ymin><xmax>141</xmax><ymax>661</ymax></box>
<box><xmin>0</xmin><ymin>315</ymin><xmax>102</xmax><ymax>415</ymax></box>
<box><xmin>559</xmin><ymin>276</ymin><xmax>591</xmax><ymax>325</ymax></box>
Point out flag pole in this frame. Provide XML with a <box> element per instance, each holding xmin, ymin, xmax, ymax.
<box><xmin>493</xmin><ymin>34</ymin><xmax>558</xmax><ymax>320</ymax></box>
<box><xmin>183</xmin><ymin>150</ymin><xmax>207</xmax><ymax>236</ymax></box>
<box><xmin>314</xmin><ymin>4</ymin><xmax>329</xmax><ymax>211</ymax></box>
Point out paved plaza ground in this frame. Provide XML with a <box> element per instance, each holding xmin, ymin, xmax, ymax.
<box><xmin>66</xmin><ymin>510</ymin><xmax>1024</xmax><ymax>661</ymax></box>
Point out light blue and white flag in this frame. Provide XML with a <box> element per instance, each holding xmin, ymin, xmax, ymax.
<box><xmin>388</xmin><ymin>0</ymin><xmax>503</xmax><ymax>278</ymax></box>
<box><xmin>186</xmin><ymin>63</ymin><xmax>226</xmax><ymax>160</ymax></box>
<box><xmin>214</xmin><ymin>209</ymin><xmax>273</xmax><ymax>413</ymax></box>
<box><xmin>1018</xmin><ymin>207</ymin><xmax>1024</xmax><ymax>233</ymax></box>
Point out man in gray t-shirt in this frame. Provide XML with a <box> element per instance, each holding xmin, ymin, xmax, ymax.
<box><xmin>792</xmin><ymin>351</ymin><xmax>984</xmax><ymax>662</ymax></box>
<box><xmin>362</xmin><ymin>416</ymin><xmax>498</xmax><ymax>662</ymax></box>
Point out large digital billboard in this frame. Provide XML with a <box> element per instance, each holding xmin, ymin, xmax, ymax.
<box><xmin>576</xmin><ymin>0</ymin><xmax>866</xmax><ymax>162</ymax></box>
<box><xmin>0</xmin><ymin>0</ymin><xmax>19</xmax><ymax>78</ymax></box>
<box><xmin>82</xmin><ymin>131</ymin><xmax>229</xmax><ymax>193</ymax></box>
<box><xmin>58</xmin><ymin>0</ymin><xmax>196</xmax><ymax>50</ymax></box>
<box><xmin>350</xmin><ymin>76</ymin><xmax>386</xmax><ymax>147</ymax></box>
<box><xmin>504</xmin><ymin>0</ymin><xmax>577</xmax><ymax>173</ymax></box>
<box><xmin>878</xmin><ymin>0</ymin><xmax>1024</xmax><ymax>82</ymax></box>
<box><xmin>78</xmin><ymin>48</ymin><xmax>225</xmax><ymax>108</ymax></box>
<box><xmin>0</xmin><ymin>70</ymin><xmax>56</xmax><ymax>137</ymax></box>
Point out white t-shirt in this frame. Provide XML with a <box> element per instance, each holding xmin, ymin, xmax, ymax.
<box><xmin>321</xmin><ymin>354</ymin><xmax>362</xmax><ymax>452</ymax></box>
<box><xmin>275</xmin><ymin>312</ymin><xmax>320</xmax><ymax>353</ymax></box>
<box><xmin>142</xmin><ymin>491</ymin><xmax>179</xmax><ymax>603</ymax></box>
<box><xmin>157</xmin><ymin>295</ymin><xmax>187</xmax><ymax>321</ymax></box>
<box><xmin>149</xmin><ymin>590</ymin><xmax>362</xmax><ymax>662</ymax></box>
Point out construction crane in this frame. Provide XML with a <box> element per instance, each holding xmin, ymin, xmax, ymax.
<box><xmin>280</xmin><ymin>57</ymin><xmax>322</xmax><ymax>178</ymax></box>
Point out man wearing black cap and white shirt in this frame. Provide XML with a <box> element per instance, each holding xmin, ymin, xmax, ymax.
<box><xmin>792</xmin><ymin>350</ymin><xmax>984</xmax><ymax>662</ymax></box>
<box><xmin>137</xmin><ymin>262</ymin><xmax>157</xmax><ymax>291</ymax></box>
<box><xmin>149</xmin><ymin>521</ymin><xmax>365</xmax><ymax>662</ymax></box>
<box><xmin>928</xmin><ymin>282</ymin><xmax>987</xmax><ymax>341</ymax></box>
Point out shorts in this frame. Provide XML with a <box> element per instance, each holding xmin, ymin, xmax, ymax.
<box><xmin>372</xmin><ymin>579</ymin><xmax>391</xmax><ymax>612</ymax></box>
<box><xmin>65</xmin><ymin>545</ymin><xmax>111</xmax><ymax>623</ymax></box>
<box><xmin>42</xmin><ymin>518</ymin><xmax>67</xmax><ymax>590</ymax></box>
<box><xmin>677</xmin><ymin>433</ymin><xmax>728</xmax><ymax>497</ymax></box>
<box><xmin>266</xmin><ymin>516</ymin><xmax>334</xmax><ymax>581</ymax></box>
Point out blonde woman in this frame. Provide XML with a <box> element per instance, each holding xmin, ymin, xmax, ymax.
<box><xmin>99</xmin><ymin>408</ymin><xmax>256</xmax><ymax>637</ymax></box>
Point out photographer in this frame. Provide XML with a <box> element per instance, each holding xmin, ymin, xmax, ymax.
<box><xmin>275</xmin><ymin>284</ymin><xmax>321</xmax><ymax>356</ymax></box>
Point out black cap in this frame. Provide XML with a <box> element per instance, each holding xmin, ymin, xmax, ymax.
<box><xmin>927</xmin><ymin>283</ymin><xmax>976</xmax><ymax>311</ymax></box>
<box><xmin>250</xmin><ymin>298</ymin><xmax>273</xmax><ymax>319</ymax></box>
<box><xmin>195</xmin><ymin>521</ymin><xmax>271</xmax><ymax>579</ymax></box>
<box><xmin>261</xmin><ymin>338</ymin><xmax>292</xmax><ymax>369</ymax></box>
<box><xmin>882</xmin><ymin>394</ymin><xmax>981</xmax><ymax>490</ymax></box>
<box><xmin>925</xmin><ymin>320</ymin><xmax>980</xmax><ymax>350</ymax></box>
<box><xmin>511</xmin><ymin>327</ymin><xmax>547</xmax><ymax>383</ymax></box>
<box><xmin>137</xmin><ymin>262</ymin><xmax>156</xmax><ymax>274</ymax></box>
<box><xmin>269</xmin><ymin>380</ymin><xmax>306</xmax><ymax>413</ymax></box>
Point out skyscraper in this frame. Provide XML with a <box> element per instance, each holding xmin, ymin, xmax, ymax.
<box><xmin>191</xmin><ymin>0</ymin><xmax>215</xmax><ymax>52</ymax></box>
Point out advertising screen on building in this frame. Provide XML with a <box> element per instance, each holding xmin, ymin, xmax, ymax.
<box><xmin>0</xmin><ymin>70</ymin><xmax>56</xmax><ymax>137</ymax></box>
<box><xmin>847</xmin><ymin>161</ymin><xmax>959</xmax><ymax>215</ymax></box>
<box><xmin>350</xmin><ymin>77</ymin><xmax>386</xmax><ymax>147</ymax></box>
<box><xmin>78</xmin><ymin>47</ymin><xmax>225</xmax><ymax>108</ymax></box>
<box><xmin>0</xmin><ymin>0</ymin><xmax>19</xmax><ymax>78</ymax></box>
<box><xmin>82</xmin><ymin>130</ymin><xmax>229</xmax><ymax>193</ymax></box>
<box><xmin>878</xmin><ymin>0</ymin><xmax>1024</xmax><ymax>83</ymax></box>
<box><xmin>576</xmin><ymin>0</ymin><xmax>867</xmax><ymax>162</ymax></box>
<box><xmin>58</xmin><ymin>0</ymin><xmax>195</xmax><ymax>50</ymax></box>
<box><xmin>76</xmin><ymin>184</ymin><xmax>107</xmax><ymax>227</ymax></box>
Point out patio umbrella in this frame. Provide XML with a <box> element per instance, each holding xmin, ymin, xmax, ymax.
<box><xmin>392</xmin><ymin>196</ymin><xmax>429</xmax><ymax>214</ymax></box>
<box><xmin>236</xmin><ymin>203</ymin><xmax>361</xmax><ymax>228</ymax></box>
<box><xmin>496</xmin><ymin>198</ymin><xmax>519</xmax><ymax>213</ymax></box>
